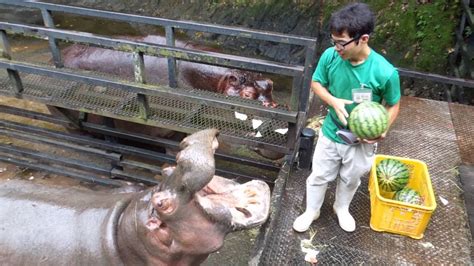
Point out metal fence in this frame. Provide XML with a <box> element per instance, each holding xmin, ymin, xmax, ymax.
<box><xmin>0</xmin><ymin>0</ymin><xmax>318</xmax><ymax>163</ymax></box>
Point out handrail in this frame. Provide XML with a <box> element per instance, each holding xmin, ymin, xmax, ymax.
<box><xmin>0</xmin><ymin>58</ymin><xmax>299</xmax><ymax>122</ymax></box>
<box><xmin>0</xmin><ymin>0</ymin><xmax>316</xmax><ymax>46</ymax></box>
<box><xmin>0</xmin><ymin>22</ymin><xmax>304</xmax><ymax>76</ymax></box>
<box><xmin>398</xmin><ymin>67</ymin><xmax>474</xmax><ymax>88</ymax></box>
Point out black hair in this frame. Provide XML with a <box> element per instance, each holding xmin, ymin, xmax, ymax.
<box><xmin>329</xmin><ymin>3</ymin><xmax>375</xmax><ymax>38</ymax></box>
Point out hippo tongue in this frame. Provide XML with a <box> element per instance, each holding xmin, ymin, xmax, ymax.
<box><xmin>196</xmin><ymin>177</ymin><xmax>271</xmax><ymax>231</ymax></box>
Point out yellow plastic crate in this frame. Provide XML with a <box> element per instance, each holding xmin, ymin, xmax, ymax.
<box><xmin>369</xmin><ymin>154</ymin><xmax>437</xmax><ymax>239</ymax></box>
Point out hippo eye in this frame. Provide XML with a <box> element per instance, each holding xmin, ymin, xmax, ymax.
<box><xmin>239</xmin><ymin>76</ymin><xmax>246</xmax><ymax>84</ymax></box>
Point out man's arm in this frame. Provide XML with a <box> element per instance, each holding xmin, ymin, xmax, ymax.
<box><xmin>312</xmin><ymin>81</ymin><xmax>353</xmax><ymax>125</ymax></box>
<box><xmin>386</xmin><ymin>101</ymin><xmax>400</xmax><ymax>129</ymax></box>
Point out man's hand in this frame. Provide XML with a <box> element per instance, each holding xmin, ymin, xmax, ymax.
<box><xmin>359</xmin><ymin>131</ymin><xmax>386</xmax><ymax>144</ymax></box>
<box><xmin>330</xmin><ymin>98</ymin><xmax>353</xmax><ymax>126</ymax></box>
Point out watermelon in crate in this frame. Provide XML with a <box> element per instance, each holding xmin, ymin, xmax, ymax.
<box><xmin>376</xmin><ymin>158</ymin><xmax>410</xmax><ymax>192</ymax></box>
<box><xmin>348</xmin><ymin>101</ymin><xmax>388</xmax><ymax>140</ymax></box>
<box><xmin>394</xmin><ymin>187</ymin><xmax>424</xmax><ymax>205</ymax></box>
<box><xmin>369</xmin><ymin>154</ymin><xmax>437</xmax><ymax>239</ymax></box>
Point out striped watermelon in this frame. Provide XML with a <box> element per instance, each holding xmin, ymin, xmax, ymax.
<box><xmin>348</xmin><ymin>101</ymin><xmax>388</xmax><ymax>140</ymax></box>
<box><xmin>393</xmin><ymin>187</ymin><xmax>423</xmax><ymax>205</ymax></box>
<box><xmin>376</xmin><ymin>159</ymin><xmax>410</xmax><ymax>192</ymax></box>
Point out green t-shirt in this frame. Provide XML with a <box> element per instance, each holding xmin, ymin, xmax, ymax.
<box><xmin>312</xmin><ymin>47</ymin><xmax>401</xmax><ymax>144</ymax></box>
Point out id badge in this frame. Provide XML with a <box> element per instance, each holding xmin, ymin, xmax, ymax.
<box><xmin>352</xmin><ymin>88</ymin><xmax>372</xmax><ymax>103</ymax></box>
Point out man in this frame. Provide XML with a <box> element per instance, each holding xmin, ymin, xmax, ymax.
<box><xmin>293</xmin><ymin>2</ymin><xmax>401</xmax><ymax>233</ymax></box>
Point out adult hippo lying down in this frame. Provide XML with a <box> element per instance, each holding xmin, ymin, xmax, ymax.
<box><xmin>0</xmin><ymin>129</ymin><xmax>271</xmax><ymax>265</ymax></box>
<box><xmin>61</xmin><ymin>35</ymin><xmax>277</xmax><ymax>107</ymax></box>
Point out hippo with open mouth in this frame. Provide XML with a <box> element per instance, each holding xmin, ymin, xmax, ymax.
<box><xmin>0</xmin><ymin>129</ymin><xmax>271</xmax><ymax>265</ymax></box>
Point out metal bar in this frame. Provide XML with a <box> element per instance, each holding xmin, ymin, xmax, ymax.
<box><xmin>0</xmin><ymin>22</ymin><xmax>304</xmax><ymax>77</ymax></box>
<box><xmin>0</xmin><ymin>85</ymin><xmax>291</xmax><ymax>153</ymax></box>
<box><xmin>0</xmin><ymin>0</ymin><xmax>316</xmax><ymax>46</ymax></box>
<box><xmin>398</xmin><ymin>67</ymin><xmax>474</xmax><ymax>88</ymax></box>
<box><xmin>40</xmin><ymin>8</ymin><xmax>63</xmax><ymax>68</ymax></box>
<box><xmin>0</xmin><ymin>59</ymin><xmax>298</xmax><ymax>122</ymax></box>
<box><xmin>110</xmin><ymin>168</ymin><xmax>159</xmax><ymax>186</ymax></box>
<box><xmin>0</xmin><ymin>30</ymin><xmax>23</xmax><ymax>94</ymax></box>
<box><xmin>215</xmin><ymin>168</ymin><xmax>275</xmax><ymax>184</ymax></box>
<box><xmin>299</xmin><ymin>42</ymin><xmax>317</xmax><ymax>112</ymax></box>
<box><xmin>82</xmin><ymin>122</ymin><xmax>281</xmax><ymax>171</ymax></box>
<box><xmin>0</xmin><ymin>154</ymin><xmax>122</xmax><ymax>187</ymax></box>
<box><xmin>6</xmin><ymin>69</ymin><xmax>24</xmax><ymax>94</ymax></box>
<box><xmin>118</xmin><ymin>159</ymin><xmax>163</xmax><ymax>174</ymax></box>
<box><xmin>165</xmin><ymin>26</ymin><xmax>178</xmax><ymax>88</ymax></box>
<box><xmin>0</xmin><ymin>143</ymin><xmax>111</xmax><ymax>176</ymax></box>
<box><xmin>0</xmin><ymin>119</ymin><xmax>176</xmax><ymax>163</ymax></box>
<box><xmin>133</xmin><ymin>51</ymin><xmax>149</xmax><ymax>120</ymax></box>
<box><xmin>290</xmin><ymin>75</ymin><xmax>302</xmax><ymax>112</ymax></box>
<box><xmin>0</xmin><ymin>30</ymin><xmax>12</xmax><ymax>59</ymax></box>
<box><xmin>48</xmin><ymin>106</ymin><xmax>82</xmax><ymax>129</ymax></box>
<box><xmin>0</xmin><ymin>127</ymin><xmax>122</xmax><ymax>161</ymax></box>
<box><xmin>0</xmin><ymin>104</ymin><xmax>72</xmax><ymax>127</ymax></box>
<box><xmin>217</xmin><ymin>134</ymin><xmax>290</xmax><ymax>154</ymax></box>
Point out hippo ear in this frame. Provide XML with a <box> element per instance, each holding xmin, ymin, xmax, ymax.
<box><xmin>161</xmin><ymin>166</ymin><xmax>175</xmax><ymax>178</ymax></box>
<box><xmin>228</xmin><ymin>75</ymin><xmax>240</xmax><ymax>86</ymax></box>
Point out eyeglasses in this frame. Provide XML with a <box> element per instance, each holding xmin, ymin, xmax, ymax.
<box><xmin>330</xmin><ymin>36</ymin><xmax>360</xmax><ymax>50</ymax></box>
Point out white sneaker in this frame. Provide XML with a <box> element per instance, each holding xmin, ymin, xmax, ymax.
<box><xmin>292</xmin><ymin>210</ymin><xmax>320</xmax><ymax>232</ymax></box>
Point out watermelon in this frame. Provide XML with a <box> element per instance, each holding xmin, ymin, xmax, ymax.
<box><xmin>348</xmin><ymin>101</ymin><xmax>388</xmax><ymax>140</ymax></box>
<box><xmin>376</xmin><ymin>159</ymin><xmax>410</xmax><ymax>192</ymax></box>
<box><xmin>393</xmin><ymin>187</ymin><xmax>423</xmax><ymax>205</ymax></box>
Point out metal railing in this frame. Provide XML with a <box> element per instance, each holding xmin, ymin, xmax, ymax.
<box><xmin>0</xmin><ymin>0</ymin><xmax>318</xmax><ymax>159</ymax></box>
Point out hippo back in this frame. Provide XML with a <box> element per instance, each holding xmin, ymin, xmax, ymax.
<box><xmin>0</xmin><ymin>180</ymin><xmax>135</xmax><ymax>265</ymax></box>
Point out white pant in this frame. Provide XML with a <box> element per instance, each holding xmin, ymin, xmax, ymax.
<box><xmin>307</xmin><ymin>131</ymin><xmax>376</xmax><ymax>189</ymax></box>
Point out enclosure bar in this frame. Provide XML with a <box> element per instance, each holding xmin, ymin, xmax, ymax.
<box><xmin>0</xmin><ymin>83</ymin><xmax>291</xmax><ymax>153</ymax></box>
<box><xmin>165</xmin><ymin>26</ymin><xmax>178</xmax><ymax>88</ymax></box>
<box><xmin>299</xmin><ymin>42</ymin><xmax>317</xmax><ymax>112</ymax></box>
<box><xmin>398</xmin><ymin>67</ymin><xmax>474</xmax><ymax>88</ymax></box>
<box><xmin>40</xmin><ymin>8</ymin><xmax>63</xmax><ymax>68</ymax></box>
<box><xmin>132</xmin><ymin>51</ymin><xmax>150</xmax><ymax>120</ymax></box>
<box><xmin>0</xmin><ymin>128</ymin><xmax>122</xmax><ymax>161</ymax></box>
<box><xmin>0</xmin><ymin>0</ymin><xmax>316</xmax><ymax>46</ymax></box>
<box><xmin>290</xmin><ymin>76</ymin><xmax>303</xmax><ymax>112</ymax></box>
<box><xmin>0</xmin><ymin>119</ymin><xmax>176</xmax><ymax>164</ymax></box>
<box><xmin>82</xmin><ymin>122</ymin><xmax>280</xmax><ymax>172</ymax></box>
<box><xmin>0</xmin><ymin>30</ymin><xmax>23</xmax><ymax>94</ymax></box>
<box><xmin>0</xmin><ymin>59</ymin><xmax>298</xmax><ymax>122</ymax></box>
<box><xmin>0</xmin><ymin>143</ymin><xmax>111</xmax><ymax>176</ymax></box>
<box><xmin>110</xmin><ymin>168</ymin><xmax>160</xmax><ymax>186</ymax></box>
<box><xmin>0</xmin><ymin>22</ymin><xmax>303</xmax><ymax>77</ymax></box>
<box><xmin>118</xmin><ymin>159</ymin><xmax>163</xmax><ymax>175</ymax></box>
<box><xmin>0</xmin><ymin>30</ymin><xmax>12</xmax><ymax>59</ymax></box>
<box><xmin>0</xmin><ymin>104</ymin><xmax>73</xmax><ymax>127</ymax></box>
<box><xmin>0</xmin><ymin>155</ymin><xmax>122</xmax><ymax>187</ymax></box>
